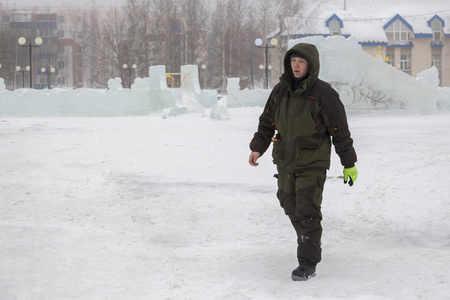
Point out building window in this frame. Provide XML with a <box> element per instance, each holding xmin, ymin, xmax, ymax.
<box><xmin>37</xmin><ymin>14</ymin><xmax>56</xmax><ymax>22</ymax></box>
<box><xmin>40</xmin><ymin>29</ymin><xmax>56</xmax><ymax>37</ymax></box>
<box><xmin>400</xmin><ymin>54</ymin><xmax>411</xmax><ymax>71</ymax></box>
<box><xmin>432</xmin><ymin>54</ymin><xmax>441</xmax><ymax>70</ymax></box>
<box><xmin>329</xmin><ymin>19</ymin><xmax>341</xmax><ymax>36</ymax></box>
<box><xmin>433</xmin><ymin>31</ymin><xmax>441</xmax><ymax>40</ymax></box>
<box><xmin>385</xmin><ymin>20</ymin><xmax>411</xmax><ymax>41</ymax></box>
<box><xmin>386</xmin><ymin>54</ymin><xmax>394</xmax><ymax>66</ymax></box>
<box><xmin>11</xmin><ymin>13</ymin><xmax>32</xmax><ymax>22</ymax></box>
<box><xmin>386</xmin><ymin>48</ymin><xmax>395</xmax><ymax>66</ymax></box>
<box><xmin>432</xmin><ymin>48</ymin><xmax>442</xmax><ymax>71</ymax></box>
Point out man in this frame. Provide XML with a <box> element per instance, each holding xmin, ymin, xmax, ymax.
<box><xmin>248</xmin><ymin>42</ymin><xmax>358</xmax><ymax>281</ymax></box>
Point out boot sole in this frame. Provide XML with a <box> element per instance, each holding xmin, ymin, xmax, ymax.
<box><xmin>291</xmin><ymin>272</ymin><xmax>316</xmax><ymax>281</ymax></box>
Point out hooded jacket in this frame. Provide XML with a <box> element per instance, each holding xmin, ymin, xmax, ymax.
<box><xmin>250</xmin><ymin>43</ymin><xmax>357</xmax><ymax>171</ymax></box>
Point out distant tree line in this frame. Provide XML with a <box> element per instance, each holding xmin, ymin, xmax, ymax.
<box><xmin>0</xmin><ymin>0</ymin><xmax>302</xmax><ymax>91</ymax></box>
<box><xmin>86</xmin><ymin>0</ymin><xmax>302</xmax><ymax>91</ymax></box>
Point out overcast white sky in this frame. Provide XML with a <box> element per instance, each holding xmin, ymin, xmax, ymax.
<box><xmin>5</xmin><ymin>0</ymin><xmax>126</xmax><ymax>7</ymax></box>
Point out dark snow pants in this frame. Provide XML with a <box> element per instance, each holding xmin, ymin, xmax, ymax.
<box><xmin>276</xmin><ymin>166</ymin><xmax>326</xmax><ymax>266</ymax></box>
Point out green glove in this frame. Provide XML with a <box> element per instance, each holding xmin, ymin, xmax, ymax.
<box><xmin>343</xmin><ymin>166</ymin><xmax>358</xmax><ymax>186</ymax></box>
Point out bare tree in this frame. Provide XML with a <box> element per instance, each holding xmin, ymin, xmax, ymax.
<box><xmin>84</xmin><ymin>3</ymin><xmax>106</xmax><ymax>87</ymax></box>
<box><xmin>207</xmin><ymin>0</ymin><xmax>228</xmax><ymax>92</ymax></box>
<box><xmin>101</xmin><ymin>7</ymin><xmax>129</xmax><ymax>80</ymax></box>
<box><xmin>180</xmin><ymin>0</ymin><xmax>208</xmax><ymax>66</ymax></box>
<box><xmin>148</xmin><ymin>0</ymin><xmax>181</xmax><ymax>73</ymax></box>
<box><xmin>227</xmin><ymin>0</ymin><xmax>254</xmax><ymax>87</ymax></box>
<box><xmin>134</xmin><ymin>0</ymin><xmax>152</xmax><ymax>77</ymax></box>
<box><xmin>0</xmin><ymin>28</ymin><xmax>15</xmax><ymax>88</ymax></box>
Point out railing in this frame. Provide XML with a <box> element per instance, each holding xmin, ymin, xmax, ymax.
<box><xmin>387</xmin><ymin>40</ymin><xmax>413</xmax><ymax>46</ymax></box>
<box><xmin>431</xmin><ymin>40</ymin><xmax>443</xmax><ymax>46</ymax></box>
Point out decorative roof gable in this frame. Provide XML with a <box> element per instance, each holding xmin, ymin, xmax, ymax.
<box><xmin>326</xmin><ymin>14</ymin><xmax>343</xmax><ymax>28</ymax></box>
<box><xmin>428</xmin><ymin>14</ymin><xmax>445</xmax><ymax>27</ymax></box>
<box><xmin>383</xmin><ymin>14</ymin><xmax>413</xmax><ymax>31</ymax></box>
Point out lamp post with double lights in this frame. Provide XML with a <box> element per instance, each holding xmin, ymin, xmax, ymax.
<box><xmin>18</xmin><ymin>37</ymin><xmax>42</xmax><ymax>89</ymax></box>
<box><xmin>122</xmin><ymin>63</ymin><xmax>137</xmax><ymax>88</ymax></box>
<box><xmin>255</xmin><ymin>38</ymin><xmax>278</xmax><ymax>89</ymax></box>
<box><xmin>41</xmin><ymin>67</ymin><xmax>55</xmax><ymax>89</ymax></box>
<box><xmin>15</xmin><ymin>66</ymin><xmax>30</xmax><ymax>88</ymax></box>
<box><xmin>259</xmin><ymin>64</ymin><xmax>272</xmax><ymax>73</ymax></box>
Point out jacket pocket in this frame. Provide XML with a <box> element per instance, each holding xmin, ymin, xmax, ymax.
<box><xmin>295</xmin><ymin>137</ymin><xmax>319</xmax><ymax>149</ymax></box>
<box><xmin>272</xmin><ymin>135</ymin><xmax>285</xmax><ymax>165</ymax></box>
<box><xmin>295</xmin><ymin>136</ymin><xmax>331</xmax><ymax>168</ymax></box>
<box><xmin>294</xmin><ymin>113</ymin><xmax>319</xmax><ymax>149</ymax></box>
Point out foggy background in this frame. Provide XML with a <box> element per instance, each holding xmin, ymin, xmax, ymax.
<box><xmin>4</xmin><ymin>0</ymin><xmax>126</xmax><ymax>7</ymax></box>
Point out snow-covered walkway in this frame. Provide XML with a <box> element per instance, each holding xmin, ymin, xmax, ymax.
<box><xmin>0</xmin><ymin>108</ymin><xmax>448</xmax><ymax>299</ymax></box>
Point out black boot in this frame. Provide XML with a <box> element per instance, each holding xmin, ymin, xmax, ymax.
<box><xmin>291</xmin><ymin>264</ymin><xmax>316</xmax><ymax>281</ymax></box>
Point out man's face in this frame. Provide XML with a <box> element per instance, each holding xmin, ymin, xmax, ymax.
<box><xmin>291</xmin><ymin>57</ymin><xmax>309</xmax><ymax>79</ymax></box>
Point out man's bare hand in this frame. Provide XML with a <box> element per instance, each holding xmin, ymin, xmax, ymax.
<box><xmin>248</xmin><ymin>152</ymin><xmax>261</xmax><ymax>166</ymax></box>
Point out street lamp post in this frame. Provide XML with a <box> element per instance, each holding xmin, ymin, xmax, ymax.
<box><xmin>122</xmin><ymin>63</ymin><xmax>137</xmax><ymax>88</ymax></box>
<box><xmin>18</xmin><ymin>37</ymin><xmax>43</xmax><ymax>89</ymax></box>
<box><xmin>41</xmin><ymin>67</ymin><xmax>56</xmax><ymax>89</ymax></box>
<box><xmin>201</xmin><ymin>64</ymin><xmax>207</xmax><ymax>89</ymax></box>
<box><xmin>255</xmin><ymin>38</ymin><xmax>278</xmax><ymax>89</ymax></box>
<box><xmin>15</xmin><ymin>66</ymin><xmax>30</xmax><ymax>88</ymax></box>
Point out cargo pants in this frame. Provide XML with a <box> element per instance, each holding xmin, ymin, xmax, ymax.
<box><xmin>276</xmin><ymin>166</ymin><xmax>326</xmax><ymax>266</ymax></box>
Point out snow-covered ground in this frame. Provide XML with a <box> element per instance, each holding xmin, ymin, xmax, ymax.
<box><xmin>0</xmin><ymin>107</ymin><xmax>448</xmax><ymax>299</ymax></box>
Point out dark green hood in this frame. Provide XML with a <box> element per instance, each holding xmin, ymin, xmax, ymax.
<box><xmin>282</xmin><ymin>43</ymin><xmax>320</xmax><ymax>92</ymax></box>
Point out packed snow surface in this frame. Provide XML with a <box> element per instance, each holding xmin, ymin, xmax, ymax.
<box><xmin>0</xmin><ymin>107</ymin><xmax>448</xmax><ymax>299</ymax></box>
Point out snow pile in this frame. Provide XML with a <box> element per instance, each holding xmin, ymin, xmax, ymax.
<box><xmin>226</xmin><ymin>77</ymin><xmax>271</xmax><ymax>107</ymax></box>
<box><xmin>180</xmin><ymin>65</ymin><xmax>218</xmax><ymax>111</ymax></box>
<box><xmin>416</xmin><ymin>66</ymin><xmax>440</xmax><ymax>88</ymax></box>
<box><xmin>0</xmin><ymin>86</ymin><xmax>152</xmax><ymax>116</ymax></box>
<box><xmin>290</xmin><ymin>35</ymin><xmax>449</xmax><ymax>110</ymax></box>
<box><xmin>0</xmin><ymin>65</ymin><xmax>217</xmax><ymax>116</ymax></box>
<box><xmin>226</xmin><ymin>35</ymin><xmax>450</xmax><ymax>110</ymax></box>
<box><xmin>0</xmin><ymin>78</ymin><xmax>5</xmax><ymax>91</ymax></box>
<box><xmin>107</xmin><ymin>77</ymin><xmax>123</xmax><ymax>92</ymax></box>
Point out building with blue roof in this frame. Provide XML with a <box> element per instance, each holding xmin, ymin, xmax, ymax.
<box><xmin>268</xmin><ymin>0</ymin><xmax>450</xmax><ymax>86</ymax></box>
